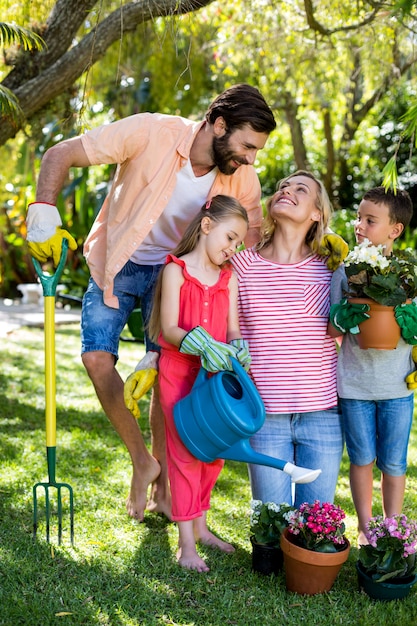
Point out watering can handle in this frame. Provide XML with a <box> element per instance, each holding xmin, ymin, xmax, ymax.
<box><xmin>231</xmin><ymin>357</ymin><xmax>246</xmax><ymax>376</ymax></box>
<box><xmin>230</xmin><ymin>357</ymin><xmax>260</xmax><ymax>397</ymax></box>
<box><xmin>32</xmin><ymin>239</ymin><xmax>69</xmax><ymax>297</ymax></box>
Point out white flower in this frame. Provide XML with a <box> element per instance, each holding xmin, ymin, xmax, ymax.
<box><xmin>345</xmin><ymin>239</ymin><xmax>389</xmax><ymax>271</ymax></box>
<box><xmin>266</xmin><ymin>502</ymin><xmax>280</xmax><ymax>513</ymax></box>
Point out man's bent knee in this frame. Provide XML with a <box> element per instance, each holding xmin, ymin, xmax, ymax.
<box><xmin>82</xmin><ymin>350</ymin><xmax>116</xmax><ymax>380</ymax></box>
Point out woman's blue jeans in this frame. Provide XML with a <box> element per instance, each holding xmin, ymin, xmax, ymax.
<box><xmin>248</xmin><ymin>406</ymin><xmax>343</xmax><ymax>507</ymax></box>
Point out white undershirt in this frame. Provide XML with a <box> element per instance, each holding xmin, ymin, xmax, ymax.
<box><xmin>130</xmin><ymin>160</ymin><xmax>217</xmax><ymax>265</ymax></box>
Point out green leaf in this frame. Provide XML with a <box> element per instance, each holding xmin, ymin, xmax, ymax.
<box><xmin>0</xmin><ymin>21</ymin><xmax>44</xmax><ymax>50</ymax></box>
<box><xmin>382</xmin><ymin>156</ymin><xmax>399</xmax><ymax>193</ymax></box>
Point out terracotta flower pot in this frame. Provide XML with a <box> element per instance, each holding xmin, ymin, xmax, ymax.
<box><xmin>250</xmin><ymin>536</ymin><xmax>283</xmax><ymax>575</ymax></box>
<box><xmin>280</xmin><ymin>529</ymin><xmax>350</xmax><ymax>595</ymax></box>
<box><xmin>348</xmin><ymin>297</ymin><xmax>400</xmax><ymax>350</ymax></box>
<box><xmin>356</xmin><ymin>561</ymin><xmax>417</xmax><ymax>601</ymax></box>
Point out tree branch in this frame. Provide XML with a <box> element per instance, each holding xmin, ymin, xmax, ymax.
<box><xmin>0</xmin><ymin>0</ymin><xmax>214</xmax><ymax>145</ymax></box>
<box><xmin>304</xmin><ymin>0</ymin><xmax>384</xmax><ymax>36</ymax></box>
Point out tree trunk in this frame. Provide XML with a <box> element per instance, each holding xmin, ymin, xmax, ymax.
<box><xmin>282</xmin><ymin>91</ymin><xmax>309</xmax><ymax>171</ymax></box>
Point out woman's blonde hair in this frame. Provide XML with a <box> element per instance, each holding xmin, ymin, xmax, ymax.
<box><xmin>255</xmin><ymin>170</ymin><xmax>333</xmax><ymax>252</ymax></box>
<box><xmin>147</xmin><ymin>195</ymin><xmax>249</xmax><ymax>342</ymax></box>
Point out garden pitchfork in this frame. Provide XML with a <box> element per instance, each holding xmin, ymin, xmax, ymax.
<box><xmin>32</xmin><ymin>239</ymin><xmax>74</xmax><ymax>545</ymax></box>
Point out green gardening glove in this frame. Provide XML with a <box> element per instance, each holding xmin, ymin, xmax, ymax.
<box><xmin>330</xmin><ymin>298</ymin><xmax>370</xmax><ymax>334</ymax></box>
<box><xmin>229</xmin><ymin>338</ymin><xmax>251</xmax><ymax>371</ymax></box>
<box><xmin>315</xmin><ymin>233</ymin><xmax>349</xmax><ymax>271</ymax></box>
<box><xmin>179</xmin><ymin>326</ymin><xmax>239</xmax><ymax>372</ymax></box>
<box><xmin>395</xmin><ymin>302</ymin><xmax>417</xmax><ymax>345</ymax></box>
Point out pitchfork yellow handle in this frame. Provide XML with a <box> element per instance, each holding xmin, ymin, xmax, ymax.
<box><xmin>44</xmin><ymin>295</ymin><xmax>56</xmax><ymax>447</ymax></box>
<box><xmin>32</xmin><ymin>239</ymin><xmax>69</xmax><ymax>448</ymax></box>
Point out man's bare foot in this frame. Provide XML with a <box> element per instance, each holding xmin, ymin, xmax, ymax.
<box><xmin>126</xmin><ymin>456</ymin><xmax>160</xmax><ymax>521</ymax></box>
<box><xmin>146</xmin><ymin>478</ymin><xmax>172</xmax><ymax>520</ymax></box>
<box><xmin>177</xmin><ymin>547</ymin><xmax>210</xmax><ymax>572</ymax></box>
<box><xmin>146</xmin><ymin>495</ymin><xmax>172</xmax><ymax>520</ymax></box>
<box><xmin>196</xmin><ymin>530</ymin><xmax>235</xmax><ymax>553</ymax></box>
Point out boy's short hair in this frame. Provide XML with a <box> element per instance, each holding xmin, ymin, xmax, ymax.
<box><xmin>362</xmin><ymin>186</ymin><xmax>413</xmax><ymax>230</ymax></box>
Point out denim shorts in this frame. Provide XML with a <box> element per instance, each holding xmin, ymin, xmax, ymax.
<box><xmin>248</xmin><ymin>406</ymin><xmax>344</xmax><ymax>507</ymax></box>
<box><xmin>339</xmin><ymin>395</ymin><xmax>414</xmax><ymax>476</ymax></box>
<box><xmin>81</xmin><ymin>260</ymin><xmax>163</xmax><ymax>358</ymax></box>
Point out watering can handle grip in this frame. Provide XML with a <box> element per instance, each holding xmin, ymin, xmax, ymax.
<box><xmin>231</xmin><ymin>357</ymin><xmax>254</xmax><ymax>392</ymax></box>
<box><xmin>32</xmin><ymin>239</ymin><xmax>69</xmax><ymax>297</ymax></box>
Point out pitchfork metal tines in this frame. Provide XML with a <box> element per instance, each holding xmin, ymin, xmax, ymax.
<box><xmin>32</xmin><ymin>239</ymin><xmax>75</xmax><ymax>545</ymax></box>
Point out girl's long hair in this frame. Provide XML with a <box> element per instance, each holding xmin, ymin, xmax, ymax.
<box><xmin>255</xmin><ymin>170</ymin><xmax>333</xmax><ymax>253</ymax></box>
<box><xmin>147</xmin><ymin>194</ymin><xmax>248</xmax><ymax>343</ymax></box>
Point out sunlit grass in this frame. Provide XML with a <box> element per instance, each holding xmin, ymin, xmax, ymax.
<box><xmin>1</xmin><ymin>325</ymin><xmax>417</xmax><ymax>625</ymax></box>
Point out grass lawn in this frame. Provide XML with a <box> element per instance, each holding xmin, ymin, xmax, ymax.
<box><xmin>1</xmin><ymin>324</ymin><xmax>417</xmax><ymax>625</ymax></box>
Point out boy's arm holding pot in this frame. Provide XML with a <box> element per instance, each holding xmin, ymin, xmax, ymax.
<box><xmin>327</xmin><ymin>264</ymin><xmax>370</xmax><ymax>337</ymax></box>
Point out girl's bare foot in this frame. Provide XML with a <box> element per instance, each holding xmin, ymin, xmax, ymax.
<box><xmin>125</xmin><ymin>457</ymin><xmax>161</xmax><ymax>521</ymax></box>
<box><xmin>177</xmin><ymin>546</ymin><xmax>210</xmax><ymax>572</ymax></box>
<box><xmin>197</xmin><ymin>530</ymin><xmax>235</xmax><ymax>553</ymax></box>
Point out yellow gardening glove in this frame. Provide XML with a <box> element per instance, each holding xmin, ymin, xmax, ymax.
<box><xmin>28</xmin><ymin>227</ymin><xmax>78</xmax><ymax>266</ymax></box>
<box><xmin>315</xmin><ymin>233</ymin><xmax>349</xmax><ymax>271</ymax></box>
<box><xmin>124</xmin><ymin>368</ymin><xmax>157</xmax><ymax>418</ymax></box>
<box><xmin>26</xmin><ymin>202</ymin><xmax>77</xmax><ymax>266</ymax></box>
<box><xmin>124</xmin><ymin>351</ymin><xmax>159</xmax><ymax>418</ymax></box>
<box><xmin>405</xmin><ymin>345</ymin><xmax>417</xmax><ymax>390</ymax></box>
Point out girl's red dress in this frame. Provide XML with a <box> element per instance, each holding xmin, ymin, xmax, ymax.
<box><xmin>158</xmin><ymin>254</ymin><xmax>232</xmax><ymax>521</ymax></box>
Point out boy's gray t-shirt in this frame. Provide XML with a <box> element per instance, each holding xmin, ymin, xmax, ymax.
<box><xmin>330</xmin><ymin>265</ymin><xmax>414</xmax><ymax>400</ymax></box>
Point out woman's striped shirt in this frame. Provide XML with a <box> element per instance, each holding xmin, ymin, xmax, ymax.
<box><xmin>231</xmin><ymin>248</ymin><xmax>338</xmax><ymax>413</ymax></box>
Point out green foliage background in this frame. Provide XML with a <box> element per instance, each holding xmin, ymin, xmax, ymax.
<box><xmin>2</xmin><ymin>0</ymin><xmax>417</xmax><ymax>297</ymax></box>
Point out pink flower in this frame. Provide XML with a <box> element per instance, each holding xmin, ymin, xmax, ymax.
<box><xmin>287</xmin><ymin>501</ymin><xmax>347</xmax><ymax>552</ymax></box>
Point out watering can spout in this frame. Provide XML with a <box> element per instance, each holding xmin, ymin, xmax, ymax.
<box><xmin>280</xmin><ymin>462</ymin><xmax>322</xmax><ymax>484</ymax></box>
<box><xmin>221</xmin><ymin>439</ymin><xmax>321</xmax><ymax>484</ymax></box>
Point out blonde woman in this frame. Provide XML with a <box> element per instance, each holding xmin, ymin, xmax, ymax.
<box><xmin>232</xmin><ymin>171</ymin><xmax>343</xmax><ymax>507</ymax></box>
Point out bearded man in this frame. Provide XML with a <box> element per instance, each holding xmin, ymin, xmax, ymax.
<box><xmin>26</xmin><ymin>84</ymin><xmax>277</xmax><ymax>522</ymax></box>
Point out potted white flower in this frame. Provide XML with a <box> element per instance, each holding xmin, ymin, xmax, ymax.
<box><xmin>343</xmin><ymin>239</ymin><xmax>417</xmax><ymax>349</ymax></box>
<box><xmin>249</xmin><ymin>500</ymin><xmax>295</xmax><ymax>575</ymax></box>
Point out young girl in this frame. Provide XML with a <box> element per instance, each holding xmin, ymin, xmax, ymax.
<box><xmin>232</xmin><ymin>171</ymin><xmax>344</xmax><ymax>507</ymax></box>
<box><xmin>148</xmin><ymin>195</ymin><xmax>251</xmax><ymax>572</ymax></box>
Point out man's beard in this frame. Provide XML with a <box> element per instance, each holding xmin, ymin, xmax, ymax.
<box><xmin>211</xmin><ymin>134</ymin><xmax>247</xmax><ymax>175</ymax></box>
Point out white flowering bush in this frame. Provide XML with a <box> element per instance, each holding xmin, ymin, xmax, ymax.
<box><xmin>344</xmin><ymin>238</ymin><xmax>417</xmax><ymax>306</ymax></box>
<box><xmin>250</xmin><ymin>500</ymin><xmax>295</xmax><ymax>547</ymax></box>
<box><xmin>345</xmin><ymin>241</ymin><xmax>390</xmax><ymax>270</ymax></box>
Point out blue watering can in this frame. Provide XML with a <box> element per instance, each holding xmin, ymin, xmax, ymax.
<box><xmin>174</xmin><ymin>358</ymin><xmax>322</xmax><ymax>484</ymax></box>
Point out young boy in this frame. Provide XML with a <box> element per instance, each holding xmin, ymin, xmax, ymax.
<box><xmin>329</xmin><ymin>186</ymin><xmax>415</xmax><ymax>546</ymax></box>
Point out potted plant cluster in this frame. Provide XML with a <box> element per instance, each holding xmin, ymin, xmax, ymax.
<box><xmin>249</xmin><ymin>500</ymin><xmax>295</xmax><ymax>575</ymax></box>
<box><xmin>280</xmin><ymin>500</ymin><xmax>350</xmax><ymax>595</ymax></box>
<box><xmin>357</xmin><ymin>514</ymin><xmax>417</xmax><ymax>601</ymax></box>
<box><xmin>344</xmin><ymin>239</ymin><xmax>417</xmax><ymax>349</ymax></box>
